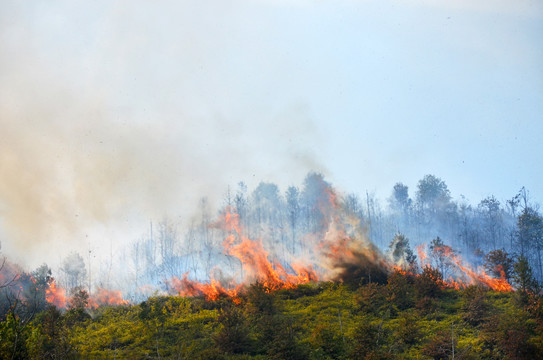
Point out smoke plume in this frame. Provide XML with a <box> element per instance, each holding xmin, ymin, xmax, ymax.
<box><xmin>0</xmin><ymin>1</ymin><xmax>324</xmax><ymax>267</ymax></box>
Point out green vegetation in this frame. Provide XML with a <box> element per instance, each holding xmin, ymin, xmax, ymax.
<box><xmin>1</xmin><ymin>275</ymin><xmax>542</xmax><ymax>359</ymax></box>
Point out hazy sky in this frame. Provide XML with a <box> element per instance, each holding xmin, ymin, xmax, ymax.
<box><xmin>1</xmin><ymin>0</ymin><xmax>542</xmax><ymax>266</ymax></box>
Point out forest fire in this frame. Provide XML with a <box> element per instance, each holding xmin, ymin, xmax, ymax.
<box><xmin>88</xmin><ymin>288</ymin><xmax>129</xmax><ymax>307</ymax></box>
<box><xmin>169</xmin><ymin>275</ymin><xmax>240</xmax><ymax>301</ymax></box>
<box><xmin>2</xmin><ymin>164</ymin><xmax>540</xmax><ymax>359</ymax></box>
<box><xmin>45</xmin><ymin>280</ymin><xmax>67</xmax><ymax>308</ymax></box>
<box><xmin>316</xmin><ymin>195</ymin><xmax>391</xmax><ymax>286</ymax></box>
<box><xmin>41</xmin><ymin>207</ymin><xmax>513</xmax><ymax>309</ymax></box>
<box><xmin>221</xmin><ymin>212</ymin><xmax>319</xmax><ymax>290</ymax></box>
<box><xmin>167</xmin><ymin>188</ymin><xmax>514</xmax><ymax>301</ymax></box>
<box><xmin>167</xmin><ymin>209</ymin><xmax>319</xmax><ymax>300</ymax></box>
<box><xmin>45</xmin><ymin>281</ymin><xmax>129</xmax><ymax>308</ymax></box>
<box><xmin>392</xmin><ymin>265</ymin><xmax>409</xmax><ymax>276</ymax></box>
<box><xmin>416</xmin><ymin>244</ymin><xmax>512</xmax><ymax>292</ymax></box>
<box><xmin>35</xmin><ymin>177</ymin><xmax>516</xmax><ymax>309</ymax></box>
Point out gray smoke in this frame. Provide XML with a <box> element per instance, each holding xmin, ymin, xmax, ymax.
<box><xmin>0</xmin><ymin>1</ymin><xmax>324</xmax><ymax>268</ymax></box>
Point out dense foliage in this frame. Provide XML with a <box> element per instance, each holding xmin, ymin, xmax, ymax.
<box><xmin>1</xmin><ymin>275</ymin><xmax>542</xmax><ymax>359</ymax></box>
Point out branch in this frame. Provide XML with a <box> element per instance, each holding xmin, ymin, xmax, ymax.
<box><xmin>0</xmin><ymin>257</ymin><xmax>18</xmax><ymax>290</ymax></box>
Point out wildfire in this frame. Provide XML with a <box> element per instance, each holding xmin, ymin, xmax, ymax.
<box><xmin>45</xmin><ymin>280</ymin><xmax>129</xmax><ymax>309</ymax></box>
<box><xmin>446</xmin><ymin>254</ymin><xmax>512</xmax><ymax>292</ymax></box>
<box><xmin>168</xmin><ymin>208</ymin><xmax>319</xmax><ymax>300</ymax></box>
<box><xmin>392</xmin><ymin>265</ymin><xmax>410</xmax><ymax>276</ymax></box>
<box><xmin>88</xmin><ymin>288</ymin><xmax>129</xmax><ymax>308</ymax></box>
<box><xmin>169</xmin><ymin>274</ymin><xmax>240</xmax><ymax>301</ymax></box>
<box><xmin>45</xmin><ymin>279</ymin><xmax>67</xmax><ymax>308</ymax></box>
<box><xmin>49</xmin><ymin>191</ymin><xmax>512</xmax><ymax>308</ymax></box>
<box><xmin>416</xmin><ymin>244</ymin><xmax>429</xmax><ymax>268</ymax></box>
<box><xmin>416</xmin><ymin>244</ymin><xmax>512</xmax><ymax>292</ymax></box>
<box><xmin>222</xmin><ymin>221</ymin><xmax>318</xmax><ymax>291</ymax></box>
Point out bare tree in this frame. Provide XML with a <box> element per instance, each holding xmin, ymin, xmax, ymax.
<box><xmin>286</xmin><ymin>186</ymin><xmax>300</xmax><ymax>254</ymax></box>
<box><xmin>60</xmin><ymin>252</ymin><xmax>87</xmax><ymax>291</ymax></box>
<box><xmin>478</xmin><ymin>196</ymin><xmax>504</xmax><ymax>250</ymax></box>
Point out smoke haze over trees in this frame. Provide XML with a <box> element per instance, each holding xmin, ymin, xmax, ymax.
<box><xmin>1</xmin><ymin>172</ymin><xmax>541</xmax><ymax>303</ymax></box>
<box><xmin>1</xmin><ymin>171</ymin><xmax>543</xmax><ymax>358</ymax></box>
<box><xmin>1</xmin><ymin>1</ymin><xmax>541</xmax><ymax>356</ymax></box>
<box><xmin>4</xmin><ymin>172</ymin><xmax>536</xmax><ymax>301</ymax></box>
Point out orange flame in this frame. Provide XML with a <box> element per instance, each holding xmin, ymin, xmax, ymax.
<box><xmin>87</xmin><ymin>288</ymin><xmax>129</xmax><ymax>308</ymax></box>
<box><xmin>322</xmin><ymin>235</ymin><xmax>356</xmax><ymax>263</ymax></box>
<box><xmin>222</xmin><ymin>209</ymin><xmax>319</xmax><ymax>290</ymax></box>
<box><xmin>443</xmin><ymin>250</ymin><xmax>512</xmax><ymax>292</ymax></box>
<box><xmin>169</xmin><ymin>208</ymin><xmax>318</xmax><ymax>300</ymax></box>
<box><xmin>45</xmin><ymin>279</ymin><xmax>66</xmax><ymax>308</ymax></box>
<box><xmin>392</xmin><ymin>265</ymin><xmax>410</xmax><ymax>276</ymax></box>
<box><xmin>169</xmin><ymin>195</ymin><xmax>513</xmax><ymax>299</ymax></box>
<box><xmin>46</xmin><ymin>280</ymin><xmax>129</xmax><ymax>308</ymax></box>
<box><xmin>416</xmin><ymin>244</ymin><xmax>512</xmax><ymax>292</ymax></box>
<box><xmin>169</xmin><ymin>274</ymin><xmax>240</xmax><ymax>301</ymax></box>
<box><xmin>416</xmin><ymin>244</ymin><xmax>429</xmax><ymax>268</ymax></box>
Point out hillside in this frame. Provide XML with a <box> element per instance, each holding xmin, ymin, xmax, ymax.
<box><xmin>2</xmin><ymin>174</ymin><xmax>543</xmax><ymax>359</ymax></box>
<box><xmin>2</xmin><ymin>274</ymin><xmax>542</xmax><ymax>360</ymax></box>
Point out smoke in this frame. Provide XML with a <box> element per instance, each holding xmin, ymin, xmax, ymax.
<box><xmin>0</xmin><ymin>1</ymin><xmax>325</xmax><ymax>267</ymax></box>
<box><xmin>0</xmin><ymin>104</ymin><xmax>321</xmax><ymax>267</ymax></box>
<box><xmin>318</xmin><ymin>207</ymin><xmax>390</xmax><ymax>286</ymax></box>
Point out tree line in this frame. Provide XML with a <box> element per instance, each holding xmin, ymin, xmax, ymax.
<box><xmin>2</xmin><ymin>172</ymin><xmax>542</xmax><ymax>302</ymax></box>
<box><xmin>115</xmin><ymin>173</ymin><xmax>542</xmax><ymax>300</ymax></box>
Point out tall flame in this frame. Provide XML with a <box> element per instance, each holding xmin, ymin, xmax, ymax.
<box><xmin>168</xmin><ymin>208</ymin><xmax>319</xmax><ymax>300</ymax></box>
<box><xmin>42</xmin><ymin>193</ymin><xmax>513</xmax><ymax>308</ymax></box>
<box><xmin>416</xmin><ymin>244</ymin><xmax>429</xmax><ymax>268</ymax></box>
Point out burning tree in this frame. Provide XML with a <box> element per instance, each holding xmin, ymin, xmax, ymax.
<box><xmin>484</xmin><ymin>249</ymin><xmax>514</xmax><ymax>283</ymax></box>
<box><xmin>167</xmin><ymin>208</ymin><xmax>319</xmax><ymax>301</ymax></box>
<box><xmin>161</xmin><ymin>174</ymin><xmax>520</xmax><ymax>303</ymax></box>
<box><xmin>417</xmin><ymin>241</ymin><xmax>513</xmax><ymax>292</ymax></box>
<box><xmin>429</xmin><ymin>237</ymin><xmax>454</xmax><ymax>279</ymax></box>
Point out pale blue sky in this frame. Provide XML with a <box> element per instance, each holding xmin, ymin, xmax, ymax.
<box><xmin>1</xmin><ymin>0</ymin><xmax>542</xmax><ymax>263</ymax></box>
